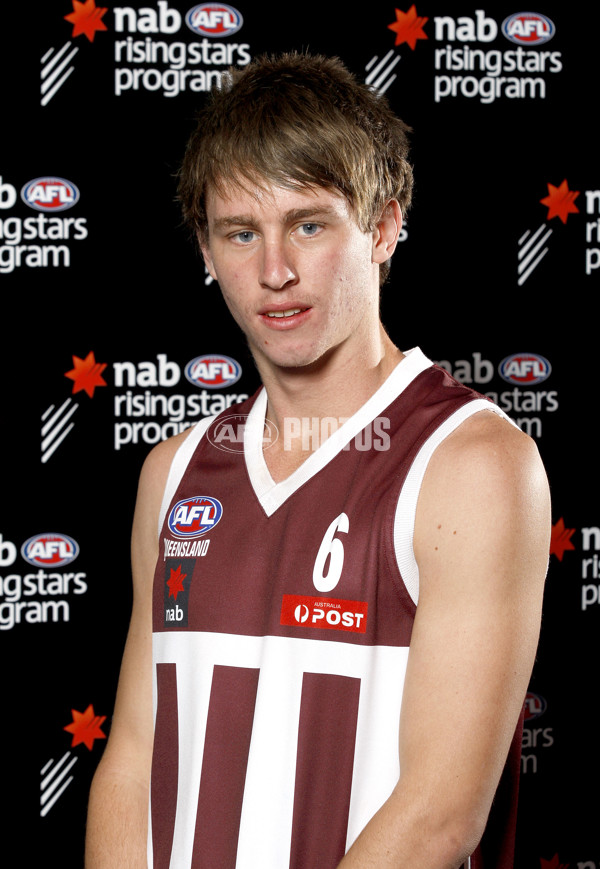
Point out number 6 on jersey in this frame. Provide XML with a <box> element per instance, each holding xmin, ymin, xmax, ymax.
<box><xmin>312</xmin><ymin>512</ymin><xmax>349</xmax><ymax>592</ymax></box>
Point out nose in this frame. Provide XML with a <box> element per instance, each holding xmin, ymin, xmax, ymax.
<box><xmin>259</xmin><ymin>239</ymin><xmax>298</xmax><ymax>290</ymax></box>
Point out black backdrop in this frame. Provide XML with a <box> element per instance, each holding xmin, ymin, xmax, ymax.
<box><xmin>1</xmin><ymin>2</ymin><xmax>598</xmax><ymax>866</ymax></box>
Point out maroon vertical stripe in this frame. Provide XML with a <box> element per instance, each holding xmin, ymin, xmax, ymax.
<box><xmin>289</xmin><ymin>673</ymin><xmax>361</xmax><ymax>869</ymax></box>
<box><xmin>191</xmin><ymin>665</ymin><xmax>260</xmax><ymax>868</ymax></box>
<box><xmin>151</xmin><ymin>663</ymin><xmax>179</xmax><ymax>869</ymax></box>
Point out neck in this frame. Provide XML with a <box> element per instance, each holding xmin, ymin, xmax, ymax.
<box><xmin>255</xmin><ymin>328</ymin><xmax>404</xmax><ymax>481</ymax></box>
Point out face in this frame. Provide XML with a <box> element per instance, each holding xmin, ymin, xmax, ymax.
<box><xmin>201</xmin><ymin>182</ymin><xmax>399</xmax><ymax>378</ymax></box>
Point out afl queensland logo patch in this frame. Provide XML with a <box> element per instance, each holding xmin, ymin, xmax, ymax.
<box><xmin>168</xmin><ymin>496</ymin><xmax>223</xmax><ymax>538</ymax></box>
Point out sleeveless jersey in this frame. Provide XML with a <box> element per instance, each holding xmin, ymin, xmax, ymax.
<box><xmin>149</xmin><ymin>348</ymin><xmax>522</xmax><ymax>869</ymax></box>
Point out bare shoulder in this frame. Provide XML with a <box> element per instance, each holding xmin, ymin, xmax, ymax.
<box><xmin>414</xmin><ymin>409</ymin><xmax>551</xmax><ymax>588</ymax></box>
<box><xmin>131</xmin><ymin>427</ymin><xmax>196</xmax><ymax>569</ymax></box>
<box><xmin>423</xmin><ymin>409</ymin><xmax>548</xmax><ymax>503</ymax></box>
<box><xmin>134</xmin><ymin>426</ymin><xmax>197</xmax><ymax>518</ymax></box>
<box><xmin>137</xmin><ymin>426</ymin><xmax>194</xmax><ymax>497</ymax></box>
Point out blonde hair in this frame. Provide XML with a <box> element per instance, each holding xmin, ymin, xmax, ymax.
<box><xmin>179</xmin><ymin>53</ymin><xmax>413</xmax><ymax>278</ymax></box>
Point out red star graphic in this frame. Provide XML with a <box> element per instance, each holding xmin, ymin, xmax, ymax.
<box><xmin>64</xmin><ymin>0</ymin><xmax>108</xmax><ymax>42</ymax></box>
<box><xmin>64</xmin><ymin>704</ymin><xmax>107</xmax><ymax>750</ymax></box>
<box><xmin>167</xmin><ymin>564</ymin><xmax>188</xmax><ymax>600</ymax></box>
<box><xmin>550</xmin><ymin>518</ymin><xmax>576</xmax><ymax>561</ymax></box>
<box><xmin>540</xmin><ymin>855</ymin><xmax>569</xmax><ymax>869</ymax></box>
<box><xmin>388</xmin><ymin>5</ymin><xmax>429</xmax><ymax>49</ymax></box>
<box><xmin>64</xmin><ymin>351</ymin><xmax>107</xmax><ymax>398</ymax></box>
<box><xmin>540</xmin><ymin>179</ymin><xmax>580</xmax><ymax>224</ymax></box>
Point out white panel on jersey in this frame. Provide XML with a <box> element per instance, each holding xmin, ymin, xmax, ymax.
<box><xmin>234</xmin><ymin>639</ymin><xmax>303</xmax><ymax>867</ymax></box>
<box><xmin>345</xmin><ymin>642</ymin><xmax>408</xmax><ymax>849</ymax></box>
<box><xmin>152</xmin><ymin>632</ymin><xmax>409</xmax><ymax>866</ymax></box>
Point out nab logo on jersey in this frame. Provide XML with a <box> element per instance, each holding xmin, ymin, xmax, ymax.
<box><xmin>185</xmin><ymin>355</ymin><xmax>242</xmax><ymax>389</ymax></box>
<box><xmin>185</xmin><ymin>4</ymin><xmax>243</xmax><ymax>37</ymax></box>
<box><xmin>21</xmin><ymin>533</ymin><xmax>79</xmax><ymax>567</ymax></box>
<box><xmin>168</xmin><ymin>496</ymin><xmax>223</xmax><ymax>538</ymax></box>
<box><xmin>163</xmin><ymin>558</ymin><xmax>195</xmax><ymax>628</ymax></box>
<box><xmin>499</xmin><ymin>352</ymin><xmax>551</xmax><ymax>384</ymax></box>
<box><xmin>20</xmin><ymin>177</ymin><xmax>80</xmax><ymax>212</ymax></box>
<box><xmin>501</xmin><ymin>12</ymin><xmax>555</xmax><ymax>45</ymax></box>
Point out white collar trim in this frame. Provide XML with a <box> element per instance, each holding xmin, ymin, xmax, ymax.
<box><xmin>244</xmin><ymin>347</ymin><xmax>432</xmax><ymax>516</ymax></box>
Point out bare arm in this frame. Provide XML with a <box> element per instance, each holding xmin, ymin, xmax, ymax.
<box><xmin>85</xmin><ymin>433</ymin><xmax>189</xmax><ymax>867</ymax></box>
<box><xmin>338</xmin><ymin>412</ymin><xmax>550</xmax><ymax>867</ymax></box>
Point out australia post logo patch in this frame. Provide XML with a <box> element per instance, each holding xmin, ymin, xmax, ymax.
<box><xmin>281</xmin><ymin>595</ymin><xmax>368</xmax><ymax>634</ymax></box>
<box><xmin>168</xmin><ymin>496</ymin><xmax>223</xmax><ymax>538</ymax></box>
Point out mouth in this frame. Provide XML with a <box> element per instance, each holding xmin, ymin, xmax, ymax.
<box><xmin>265</xmin><ymin>308</ymin><xmax>306</xmax><ymax>319</ymax></box>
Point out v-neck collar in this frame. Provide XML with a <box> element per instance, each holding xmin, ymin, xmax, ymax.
<box><xmin>244</xmin><ymin>347</ymin><xmax>432</xmax><ymax>517</ymax></box>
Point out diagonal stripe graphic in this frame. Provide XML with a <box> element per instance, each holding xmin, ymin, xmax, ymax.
<box><xmin>40</xmin><ymin>751</ymin><xmax>79</xmax><ymax>816</ymax></box>
<box><xmin>517</xmin><ymin>223</ymin><xmax>553</xmax><ymax>285</ymax></box>
<box><xmin>40</xmin><ymin>42</ymin><xmax>79</xmax><ymax>106</ymax></box>
<box><xmin>365</xmin><ymin>52</ymin><xmax>401</xmax><ymax>94</ymax></box>
<box><xmin>41</xmin><ymin>398</ymin><xmax>78</xmax><ymax>463</ymax></box>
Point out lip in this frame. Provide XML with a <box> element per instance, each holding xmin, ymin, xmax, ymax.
<box><xmin>258</xmin><ymin>303</ymin><xmax>312</xmax><ymax>330</ymax></box>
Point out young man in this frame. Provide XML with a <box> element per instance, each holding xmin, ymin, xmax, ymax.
<box><xmin>85</xmin><ymin>53</ymin><xmax>551</xmax><ymax>868</ymax></box>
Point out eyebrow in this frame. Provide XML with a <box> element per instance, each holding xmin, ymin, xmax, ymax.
<box><xmin>211</xmin><ymin>206</ymin><xmax>340</xmax><ymax>233</ymax></box>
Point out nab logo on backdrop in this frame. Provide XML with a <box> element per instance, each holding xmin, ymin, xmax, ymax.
<box><xmin>112</xmin><ymin>352</ymin><xmax>249</xmax><ymax>451</ymax></box>
<box><xmin>41</xmin><ymin>1</ymin><xmax>251</xmax><ymax>102</ymax></box>
<box><xmin>0</xmin><ymin>532</ymin><xmax>88</xmax><ymax>631</ymax></box>
<box><xmin>0</xmin><ymin>174</ymin><xmax>88</xmax><ymax>275</ymax></box>
<box><xmin>185</xmin><ymin>354</ymin><xmax>242</xmax><ymax>389</ymax></box>
<box><xmin>385</xmin><ymin>5</ymin><xmax>563</xmax><ymax>104</ymax></box>
<box><xmin>113</xmin><ymin>1</ymin><xmax>251</xmax><ymax>97</ymax></box>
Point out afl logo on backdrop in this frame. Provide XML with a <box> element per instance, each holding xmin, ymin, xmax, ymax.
<box><xmin>168</xmin><ymin>496</ymin><xmax>223</xmax><ymax>538</ymax></box>
<box><xmin>21</xmin><ymin>533</ymin><xmax>80</xmax><ymax>567</ymax></box>
<box><xmin>20</xmin><ymin>177</ymin><xmax>80</xmax><ymax>212</ymax></box>
<box><xmin>185</xmin><ymin>4</ymin><xmax>243</xmax><ymax>37</ymax></box>
<box><xmin>499</xmin><ymin>353</ymin><xmax>551</xmax><ymax>384</ymax></box>
<box><xmin>501</xmin><ymin>12</ymin><xmax>555</xmax><ymax>45</ymax></box>
<box><xmin>523</xmin><ymin>691</ymin><xmax>547</xmax><ymax>721</ymax></box>
<box><xmin>185</xmin><ymin>354</ymin><xmax>242</xmax><ymax>389</ymax></box>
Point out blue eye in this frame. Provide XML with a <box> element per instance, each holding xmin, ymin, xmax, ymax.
<box><xmin>230</xmin><ymin>229</ymin><xmax>256</xmax><ymax>245</ymax></box>
<box><xmin>299</xmin><ymin>223</ymin><xmax>319</xmax><ymax>236</ymax></box>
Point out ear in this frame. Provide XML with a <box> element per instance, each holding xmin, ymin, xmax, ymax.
<box><xmin>198</xmin><ymin>232</ymin><xmax>218</xmax><ymax>281</ymax></box>
<box><xmin>371</xmin><ymin>199</ymin><xmax>402</xmax><ymax>265</ymax></box>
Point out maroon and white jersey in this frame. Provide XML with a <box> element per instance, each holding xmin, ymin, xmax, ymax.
<box><xmin>149</xmin><ymin>348</ymin><xmax>520</xmax><ymax>869</ymax></box>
